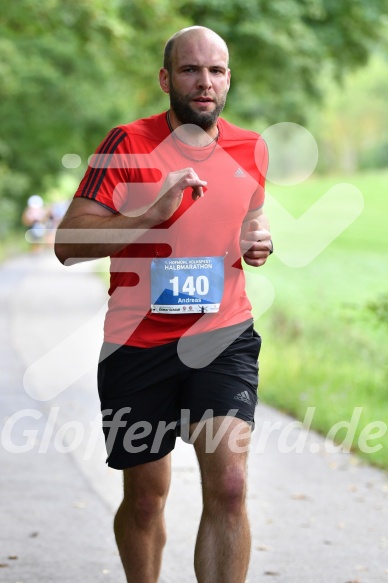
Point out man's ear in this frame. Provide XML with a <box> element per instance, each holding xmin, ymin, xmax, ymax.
<box><xmin>159</xmin><ymin>68</ymin><xmax>170</xmax><ymax>94</ymax></box>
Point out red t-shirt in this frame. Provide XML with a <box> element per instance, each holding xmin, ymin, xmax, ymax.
<box><xmin>74</xmin><ymin>112</ymin><xmax>268</xmax><ymax>347</ymax></box>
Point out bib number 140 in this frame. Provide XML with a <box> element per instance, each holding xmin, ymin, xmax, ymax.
<box><xmin>170</xmin><ymin>275</ymin><xmax>209</xmax><ymax>297</ymax></box>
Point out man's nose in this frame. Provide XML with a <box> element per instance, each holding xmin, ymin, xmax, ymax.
<box><xmin>197</xmin><ymin>69</ymin><xmax>212</xmax><ymax>90</ymax></box>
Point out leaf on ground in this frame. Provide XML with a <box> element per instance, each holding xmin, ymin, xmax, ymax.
<box><xmin>264</xmin><ymin>571</ymin><xmax>280</xmax><ymax>576</ymax></box>
<box><xmin>291</xmin><ymin>492</ymin><xmax>309</xmax><ymax>500</ymax></box>
<box><xmin>0</xmin><ymin>564</ymin><xmax>9</xmax><ymax>568</ymax></box>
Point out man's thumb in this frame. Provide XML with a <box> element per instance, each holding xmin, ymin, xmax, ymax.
<box><xmin>249</xmin><ymin>219</ymin><xmax>260</xmax><ymax>232</ymax></box>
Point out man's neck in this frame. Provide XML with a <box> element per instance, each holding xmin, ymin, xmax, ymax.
<box><xmin>167</xmin><ymin>110</ymin><xmax>219</xmax><ymax>147</ymax></box>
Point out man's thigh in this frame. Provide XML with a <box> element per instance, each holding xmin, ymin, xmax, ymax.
<box><xmin>180</xmin><ymin>323</ymin><xmax>261</xmax><ymax>429</ymax></box>
<box><xmin>122</xmin><ymin>455</ymin><xmax>172</xmax><ymax>503</ymax></box>
<box><xmin>98</xmin><ymin>342</ymin><xmax>182</xmax><ymax>469</ymax></box>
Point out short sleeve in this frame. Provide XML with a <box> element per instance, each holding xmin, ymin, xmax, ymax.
<box><xmin>74</xmin><ymin>127</ymin><xmax>129</xmax><ymax>213</ymax></box>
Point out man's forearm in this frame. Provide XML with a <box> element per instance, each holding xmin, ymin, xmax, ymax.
<box><xmin>55</xmin><ymin>169</ymin><xmax>208</xmax><ymax>265</ymax></box>
<box><xmin>54</xmin><ymin>211</ymin><xmax>156</xmax><ymax>265</ymax></box>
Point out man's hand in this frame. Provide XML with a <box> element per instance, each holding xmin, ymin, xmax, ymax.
<box><xmin>240</xmin><ymin>218</ymin><xmax>272</xmax><ymax>267</ymax></box>
<box><xmin>147</xmin><ymin>167</ymin><xmax>207</xmax><ymax>225</ymax></box>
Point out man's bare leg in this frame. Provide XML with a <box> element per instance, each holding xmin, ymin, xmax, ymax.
<box><xmin>193</xmin><ymin>416</ymin><xmax>251</xmax><ymax>583</ymax></box>
<box><xmin>114</xmin><ymin>455</ymin><xmax>171</xmax><ymax>583</ymax></box>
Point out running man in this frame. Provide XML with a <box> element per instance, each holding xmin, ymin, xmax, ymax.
<box><xmin>55</xmin><ymin>26</ymin><xmax>272</xmax><ymax>583</ymax></box>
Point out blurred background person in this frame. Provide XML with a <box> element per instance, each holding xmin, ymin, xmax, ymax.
<box><xmin>21</xmin><ymin>194</ymin><xmax>47</xmax><ymax>252</ymax></box>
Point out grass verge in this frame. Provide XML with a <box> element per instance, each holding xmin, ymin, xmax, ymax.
<box><xmin>249</xmin><ymin>169</ymin><xmax>388</xmax><ymax>468</ymax></box>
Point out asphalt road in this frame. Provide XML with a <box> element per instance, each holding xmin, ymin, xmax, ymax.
<box><xmin>0</xmin><ymin>251</ymin><xmax>387</xmax><ymax>583</ymax></box>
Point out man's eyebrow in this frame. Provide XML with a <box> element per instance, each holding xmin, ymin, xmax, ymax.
<box><xmin>178</xmin><ymin>63</ymin><xmax>227</xmax><ymax>70</ymax></box>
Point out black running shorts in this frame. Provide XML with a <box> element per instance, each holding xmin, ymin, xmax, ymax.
<box><xmin>97</xmin><ymin>320</ymin><xmax>261</xmax><ymax>469</ymax></box>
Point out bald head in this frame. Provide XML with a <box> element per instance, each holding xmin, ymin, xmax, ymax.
<box><xmin>163</xmin><ymin>26</ymin><xmax>229</xmax><ymax>73</ymax></box>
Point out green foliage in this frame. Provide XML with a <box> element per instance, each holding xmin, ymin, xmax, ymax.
<box><xmin>310</xmin><ymin>53</ymin><xmax>388</xmax><ymax>173</ymax></box>
<box><xmin>1</xmin><ymin>0</ymin><xmax>388</xmax><ymax>229</ymax></box>
<box><xmin>366</xmin><ymin>294</ymin><xmax>388</xmax><ymax>327</ymax></box>
<box><xmin>1</xmin><ymin>1</ymin><xmax>135</xmax><ymax>192</ymax></box>
<box><xmin>178</xmin><ymin>0</ymin><xmax>388</xmax><ymax>122</ymax></box>
<box><xmin>0</xmin><ymin>0</ymin><xmax>191</xmax><ymax>228</ymax></box>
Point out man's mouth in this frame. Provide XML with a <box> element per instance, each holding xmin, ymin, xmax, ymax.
<box><xmin>193</xmin><ymin>97</ymin><xmax>214</xmax><ymax>103</ymax></box>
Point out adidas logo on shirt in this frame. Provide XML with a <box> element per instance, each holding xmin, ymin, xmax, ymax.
<box><xmin>234</xmin><ymin>167</ymin><xmax>246</xmax><ymax>178</ymax></box>
<box><xmin>234</xmin><ymin>390</ymin><xmax>251</xmax><ymax>404</ymax></box>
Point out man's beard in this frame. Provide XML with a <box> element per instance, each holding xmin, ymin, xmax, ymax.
<box><xmin>169</xmin><ymin>81</ymin><xmax>227</xmax><ymax>130</ymax></box>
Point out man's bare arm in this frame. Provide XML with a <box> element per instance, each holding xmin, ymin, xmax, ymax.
<box><xmin>55</xmin><ymin>168</ymin><xmax>206</xmax><ymax>265</ymax></box>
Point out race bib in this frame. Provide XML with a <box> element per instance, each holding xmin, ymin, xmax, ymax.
<box><xmin>151</xmin><ymin>256</ymin><xmax>224</xmax><ymax>314</ymax></box>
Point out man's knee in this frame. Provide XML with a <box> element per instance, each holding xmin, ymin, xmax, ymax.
<box><xmin>121</xmin><ymin>458</ymin><xmax>170</xmax><ymax>530</ymax></box>
<box><xmin>128</xmin><ymin>489</ymin><xmax>167</xmax><ymax>530</ymax></box>
<box><xmin>203</xmin><ymin>464</ymin><xmax>247</xmax><ymax>516</ymax></box>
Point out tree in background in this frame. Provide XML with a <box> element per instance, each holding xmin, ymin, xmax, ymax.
<box><xmin>178</xmin><ymin>0</ymin><xmax>388</xmax><ymax>123</ymax></box>
<box><xmin>1</xmin><ymin>0</ymin><xmax>387</xmax><ymax>231</ymax></box>
<box><xmin>310</xmin><ymin>53</ymin><xmax>388</xmax><ymax>173</ymax></box>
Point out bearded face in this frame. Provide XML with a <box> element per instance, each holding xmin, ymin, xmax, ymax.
<box><xmin>168</xmin><ymin>78</ymin><xmax>227</xmax><ymax>130</ymax></box>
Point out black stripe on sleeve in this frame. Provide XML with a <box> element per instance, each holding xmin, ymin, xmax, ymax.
<box><xmin>80</xmin><ymin>128</ymin><xmax>127</xmax><ymax>200</ymax></box>
<box><xmin>92</xmin><ymin>130</ymin><xmax>127</xmax><ymax>199</ymax></box>
<box><xmin>81</xmin><ymin>128</ymin><xmax>121</xmax><ymax>197</ymax></box>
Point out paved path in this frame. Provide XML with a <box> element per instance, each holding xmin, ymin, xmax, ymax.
<box><xmin>0</xmin><ymin>251</ymin><xmax>387</xmax><ymax>583</ymax></box>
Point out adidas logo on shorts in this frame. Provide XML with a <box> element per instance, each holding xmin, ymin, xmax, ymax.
<box><xmin>233</xmin><ymin>390</ymin><xmax>251</xmax><ymax>404</ymax></box>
